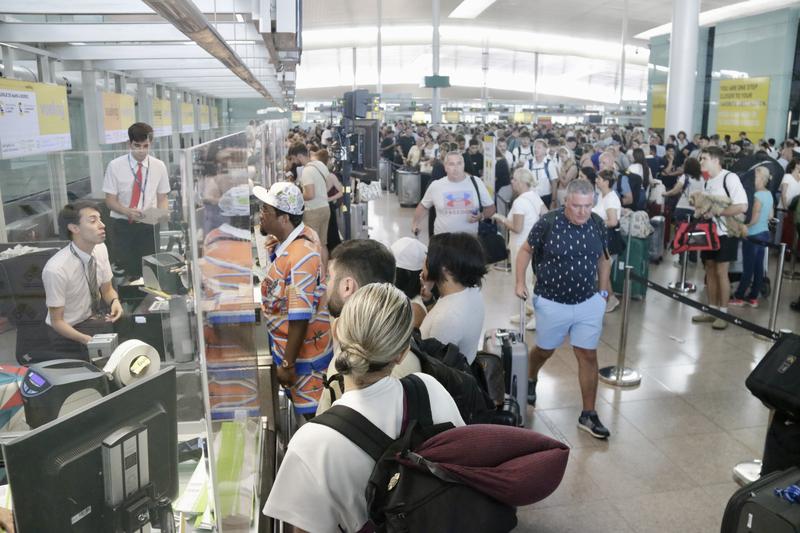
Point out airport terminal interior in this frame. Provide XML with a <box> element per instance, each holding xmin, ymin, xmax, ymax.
<box><xmin>1</xmin><ymin>0</ymin><xmax>800</xmax><ymax>532</ymax></box>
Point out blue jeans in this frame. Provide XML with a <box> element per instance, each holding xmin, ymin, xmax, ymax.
<box><xmin>735</xmin><ymin>231</ymin><xmax>769</xmax><ymax>300</ymax></box>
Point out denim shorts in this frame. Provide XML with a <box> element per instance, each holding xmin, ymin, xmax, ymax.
<box><xmin>533</xmin><ymin>293</ymin><xmax>606</xmax><ymax>350</ymax></box>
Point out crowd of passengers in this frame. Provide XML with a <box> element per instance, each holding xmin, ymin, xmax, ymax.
<box><xmin>259</xmin><ymin>119</ymin><xmax>800</xmax><ymax>532</ymax></box>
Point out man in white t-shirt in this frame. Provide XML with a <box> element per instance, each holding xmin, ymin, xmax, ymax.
<box><xmin>412</xmin><ymin>151</ymin><xmax>495</xmax><ymax>236</ymax></box>
<box><xmin>511</xmin><ymin>132</ymin><xmax>534</xmax><ymax>169</ymax></box>
<box><xmin>103</xmin><ymin>122</ymin><xmax>170</xmax><ymax>280</ymax></box>
<box><xmin>691</xmin><ymin>147</ymin><xmax>748</xmax><ymax>330</ymax></box>
<box><xmin>530</xmin><ymin>139</ymin><xmax>559</xmax><ymax>208</ymax></box>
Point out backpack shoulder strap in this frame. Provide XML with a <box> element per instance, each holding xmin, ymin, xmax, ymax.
<box><xmin>722</xmin><ymin>171</ymin><xmax>732</xmax><ymax>199</ymax></box>
<box><xmin>310</xmin><ymin>405</ymin><xmax>393</xmax><ymax>462</ymax></box>
<box><xmin>468</xmin><ymin>175</ymin><xmax>484</xmax><ymax>212</ymax></box>
<box><xmin>401</xmin><ymin>374</ymin><xmax>434</xmax><ymax>428</ymax></box>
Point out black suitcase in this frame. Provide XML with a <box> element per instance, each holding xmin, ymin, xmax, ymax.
<box><xmin>762</xmin><ymin>411</ymin><xmax>800</xmax><ymax>476</ymax></box>
<box><xmin>720</xmin><ymin>467</ymin><xmax>800</xmax><ymax>533</ymax></box>
<box><xmin>745</xmin><ymin>333</ymin><xmax>800</xmax><ymax>420</ymax></box>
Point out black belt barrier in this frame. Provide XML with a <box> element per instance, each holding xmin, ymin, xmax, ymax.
<box><xmin>629</xmin><ymin>271</ymin><xmax>782</xmax><ymax>341</ymax></box>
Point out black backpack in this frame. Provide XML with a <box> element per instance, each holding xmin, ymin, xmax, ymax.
<box><xmin>730</xmin><ymin>154</ymin><xmax>784</xmax><ymax>223</ymax></box>
<box><xmin>617</xmin><ymin>172</ymin><xmax>645</xmax><ymax>210</ymax></box>
<box><xmin>310</xmin><ymin>374</ymin><xmax>518</xmax><ymax>533</ymax></box>
<box><xmin>409</xmin><ymin>335</ymin><xmax>496</xmax><ymax>424</ymax></box>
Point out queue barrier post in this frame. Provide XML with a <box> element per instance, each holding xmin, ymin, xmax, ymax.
<box><xmin>669</xmin><ymin>214</ymin><xmax>696</xmax><ymax>294</ymax></box>
<box><xmin>598</xmin><ymin>265</ymin><xmax>642</xmax><ymax>387</ymax></box>
<box><xmin>784</xmin><ymin>224</ymin><xmax>799</xmax><ymax>280</ymax></box>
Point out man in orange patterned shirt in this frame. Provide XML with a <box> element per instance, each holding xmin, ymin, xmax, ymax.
<box><xmin>255</xmin><ymin>182</ymin><xmax>333</xmax><ymax>416</ymax></box>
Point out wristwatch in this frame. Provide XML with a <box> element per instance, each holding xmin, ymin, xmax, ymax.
<box><xmin>599</xmin><ymin>290</ymin><xmax>609</xmax><ymax>299</ymax></box>
<box><xmin>280</xmin><ymin>359</ymin><xmax>295</xmax><ymax>369</ymax></box>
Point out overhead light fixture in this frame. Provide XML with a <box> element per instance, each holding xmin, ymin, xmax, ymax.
<box><xmin>448</xmin><ymin>0</ymin><xmax>497</xmax><ymax>19</ymax></box>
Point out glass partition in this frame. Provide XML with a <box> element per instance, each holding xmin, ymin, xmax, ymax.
<box><xmin>180</xmin><ymin>121</ymin><xmax>288</xmax><ymax>531</ymax></box>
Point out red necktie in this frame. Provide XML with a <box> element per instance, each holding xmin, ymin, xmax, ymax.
<box><xmin>129</xmin><ymin>161</ymin><xmax>143</xmax><ymax>222</ymax></box>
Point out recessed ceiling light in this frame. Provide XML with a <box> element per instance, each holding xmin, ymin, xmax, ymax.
<box><xmin>448</xmin><ymin>0</ymin><xmax>497</xmax><ymax>19</ymax></box>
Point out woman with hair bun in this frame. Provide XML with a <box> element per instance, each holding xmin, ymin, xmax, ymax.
<box><xmin>263</xmin><ymin>283</ymin><xmax>464</xmax><ymax>533</ymax></box>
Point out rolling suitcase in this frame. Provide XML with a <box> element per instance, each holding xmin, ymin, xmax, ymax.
<box><xmin>720</xmin><ymin>467</ymin><xmax>800</xmax><ymax>533</ymax></box>
<box><xmin>649</xmin><ymin>215</ymin><xmax>665</xmax><ymax>263</ymax></box>
<box><xmin>611</xmin><ymin>233</ymin><xmax>649</xmax><ymax>300</ymax></box>
<box><xmin>348</xmin><ymin>201</ymin><xmax>369</xmax><ymax>240</ymax></box>
<box><xmin>481</xmin><ymin>298</ymin><xmax>529</xmax><ymax>427</ymax></box>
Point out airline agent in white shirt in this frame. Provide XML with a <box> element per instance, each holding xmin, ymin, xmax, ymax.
<box><xmin>42</xmin><ymin>201</ymin><xmax>123</xmax><ymax>360</ymax></box>
<box><xmin>103</xmin><ymin>122</ymin><xmax>170</xmax><ymax>279</ymax></box>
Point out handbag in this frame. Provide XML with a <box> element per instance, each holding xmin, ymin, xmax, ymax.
<box><xmin>607</xmin><ymin>226</ymin><xmax>626</xmax><ymax>256</ymax></box>
<box><xmin>671</xmin><ymin>219</ymin><xmax>720</xmax><ymax>253</ymax></box>
<box><xmin>745</xmin><ymin>332</ymin><xmax>800</xmax><ymax>421</ymax></box>
<box><xmin>470</xmin><ymin>176</ymin><xmax>508</xmax><ymax>264</ymax></box>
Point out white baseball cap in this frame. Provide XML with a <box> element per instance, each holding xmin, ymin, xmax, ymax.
<box><xmin>391</xmin><ymin>237</ymin><xmax>427</xmax><ymax>271</ymax></box>
<box><xmin>253</xmin><ymin>181</ymin><xmax>304</xmax><ymax>216</ymax></box>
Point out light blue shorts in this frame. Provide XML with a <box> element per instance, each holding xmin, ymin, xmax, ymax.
<box><xmin>533</xmin><ymin>293</ymin><xmax>606</xmax><ymax>350</ymax></box>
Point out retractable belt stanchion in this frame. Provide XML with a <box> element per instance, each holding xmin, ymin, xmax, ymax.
<box><xmin>598</xmin><ymin>265</ymin><xmax>642</xmax><ymax>387</ymax></box>
<box><xmin>669</xmin><ymin>214</ymin><xmax>696</xmax><ymax>294</ymax></box>
<box><xmin>783</xmin><ymin>226</ymin><xmax>800</xmax><ymax>280</ymax></box>
<box><xmin>758</xmin><ymin>242</ymin><xmax>788</xmax><ymax>340</ymax></box>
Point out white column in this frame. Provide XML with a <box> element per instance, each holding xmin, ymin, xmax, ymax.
<box><xmin>431</xmin><ymin>0</ymin><xmax>441</xmax><ymax>123</ymax></box>
<box><xmin>377</xmin><ymin>0</ymin><xmax>382</xmax><ymax>96</ymax></box>
<box><xmin>665</xmin><ymin>0</ymin><xmax>699</xmax><ymax>137</ymax></box>
<box><xmin>81</xmin><ymin>63</ymin><xmax>105</xmax><ymax>198</ymax></box>
<box><xmin>618</xmin><ymin>0</ymin><xmax>628</xmax><ymax>105</ymax></box>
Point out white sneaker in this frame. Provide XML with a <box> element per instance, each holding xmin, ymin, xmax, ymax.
<box><xmin>525</xmin><ymin>316</ymin><xmax>537</xmax><ymax>330</ymax></box>
<box><xmin>605</xmin><ymin>294</ymin><xmax>620</xmax><ymax>313</ymax></box>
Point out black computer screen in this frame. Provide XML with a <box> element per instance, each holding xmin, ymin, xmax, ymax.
<box><xmin>3</xmin><ymin>367</ymin><xmax>178</xmax><ymax>532</ymax></box>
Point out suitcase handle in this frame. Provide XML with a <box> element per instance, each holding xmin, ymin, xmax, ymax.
<box><xmin>519</xmin><ymin>296</ymin><xmax>527</xmax><ymax>337</ymax></box>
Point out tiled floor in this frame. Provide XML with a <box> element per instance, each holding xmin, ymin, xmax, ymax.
<box><xmin>367</xmin><ymin>191</ymin><xmax>800</xmax><ymax>533</ymax></box>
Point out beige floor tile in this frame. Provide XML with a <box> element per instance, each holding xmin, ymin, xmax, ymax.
<box><xmin>642</xmin><ymin>364</ymin><xmax>742</xmax><ymax>395</ymax></box>
<box><xmin>653</xmin><ymin>432</ymin><xmax>761</xmax><ymax>486</ymax></box>
<box><xmin>516</xmin><ymin>501</ymin><xmax>635</xmax><ymax>533</ymax></box>
<box><xmin>597</xmin><ymin>375</ymin><xmax>677</xmax><ymax>405</ymax></box>
<box><xmin>615</xmin><ymin>396</ymin><xmax>723</xmax><ymax>439</ymax></box>
<box><xmin>728</xmin><ymin>425</ymin><xmax>768</xmax><ymax>457</ymax></box>
<box><xmin>610</xmin><ymin>487</ymin><xmax>724</xmax><ymax>533</ymax></box>
<box><xmin>578</xmin><ymin>440</ymin><xmax>694</xmax><ymax>498</ymax></box>
<box><xmin>682</xmin><ymin>389</ymin><xmax>770</xmax><ymax>431</ymax></box>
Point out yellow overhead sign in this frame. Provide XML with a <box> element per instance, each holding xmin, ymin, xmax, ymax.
<box><xmin>152</xmin><ymin>98</ymin><xmax>172</xmax><ymax>137</ymax></box>
<box><xmin>716</xmin><ymin>77</ymin><xmax>770</xmax><ymax>141</ymax></box>
<box><xmin>101</xmin><ymin>92</ymin><xmax>136</xmax><ymax>144</ymax></box>
<box><xmin>650</xmin><ymin>84</ymin><xmax>666</xmax><ymax>130</ymax></box>
<box><xmin>0</xmin><ymin>78</ymin><xmax>71</xmax><ymax>158</ymax></box>
<box><xmin>181</xmin><ymin>102</ymin><xmax>195</xmax><ymax>133</ymax></box>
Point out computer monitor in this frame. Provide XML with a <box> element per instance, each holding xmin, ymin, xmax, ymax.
<box><xmin>3</xmin><ymin>367</ymin><xmax>178</xmax><ymax>533</ymax></box>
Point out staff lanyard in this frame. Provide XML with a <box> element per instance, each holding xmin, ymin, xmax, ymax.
<box><xmin>69</xmin><ymin>243</ymin><xmax>100</xmax><ymax>308</ymax></box>
<box><xmin>128</xmin><ymin>154</ymin><xmax>150</xmax><ymax>209</ymax></box>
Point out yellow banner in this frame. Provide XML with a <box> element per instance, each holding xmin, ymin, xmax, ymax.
<box><xmin>444</xmin><ymin>111</ymin><xmax>461</xmax><ymax>123</ymax></box>
<box><xmin>152</xmin><ymin>98</ymin><xmax>172</xmax><ymax>137</ymax></box>
<box><xmin>199</xmin><ymin>104</ymin><xmax>210</xmax><ymax>130</ymax></box>
<box><xmin>291</xmin><ymin>111</ymin><xmax>304</xmax><ymax>123</ymax></box>
<box><xmin>513</xmin><ymin>112</ymin><xmax>532</xmax><ymax>123</ymax></box>
<box><xmin>717</xmin><ymin>77</ymin><xmax>770</xmax><ymax>141</ymax></box>
<box><xmin>0</xmin><ymin>78</ymin><xmax>71</xmax><ymax>158</ymax></box>
<box><xmin>537</xmin><ymin>115</ymin><xmax>552</xmax><ymax>127</ymax></box>
<box><xmin>181</xmin><ymin>102</ymin><xmax>194</xmax><ymax>133</ymax></box>
<box><xmin>101</xmin><ymin>92</ymin><xmax>135</xmax><ymax>144</ymax></box>
<box><xmin>650</xmin><ymin>84</ymin><xmax>667</xmax><ymax>130</ymax></box>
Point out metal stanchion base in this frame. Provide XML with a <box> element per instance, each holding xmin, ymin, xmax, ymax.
<box><xmin>493</xmin><ymin>263</ymin><xmax>511</xmax><ymax>272</ymax></box>
<box><xmin>783</xmin><ymin>271</ymin><xmax>800</xmax><ymax>280</ymax></box>
<box><xmin>668</xmin><ymin>281</ymin><xmax>696</xmax><ymax>293</ymax></box>
<box><xmin>732</xmin><ymin>460</ymin><xmax>762</xmax><ymax>487</ymax></box>
<box><xmin>598</xmin><ymin>366</ymin><xmax>642</xmax><ymax>387</ymax></box>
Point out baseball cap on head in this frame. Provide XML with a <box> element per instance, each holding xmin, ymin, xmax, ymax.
<box><xmin>253</xmin><ymin>181</ymin><xmax>304</xmax><ymax>215</ymax></box>
<box><xmin>391</xmin><ymin>237</ymin><xmax>427</xmax><ymax>271</ymax></box>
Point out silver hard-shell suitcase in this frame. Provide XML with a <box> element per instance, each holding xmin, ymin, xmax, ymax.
<box><xmin>482</xmin><ymin>298</ymin><xmax>529</xmax><ymax>427</ymax></box>
<box><xmin>649</xmin><ymin>215</ymin><xmax>665</xmax><ymax>263</ymax></box>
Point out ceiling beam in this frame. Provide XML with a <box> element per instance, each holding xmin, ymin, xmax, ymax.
<box><xmin>0</xmin><ymin>22</ymin><xmax>261</xmax><ymax>43</ymax></box>
<box><xmin>63</xmin><ymin>58</ymin><xmax>229</xmax><ymax>70</ymax></box>
<box><xmin>0</xmin><ymin>0</ymin><xmax>255</xmax><ymax>15</ymax></box>
<box><xmin>48</xmin><ymin>44</ymin><xmax>269</xmax><ymax>61</ymax></box>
